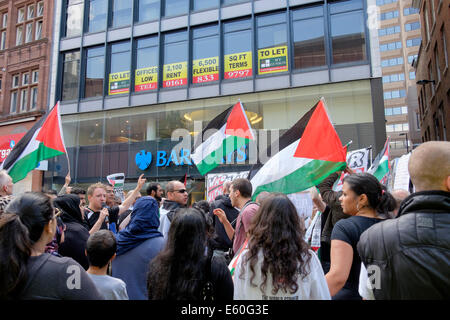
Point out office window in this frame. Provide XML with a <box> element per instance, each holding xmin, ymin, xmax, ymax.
<box><xmin>379</xmin><ymin>10</ymin><xmax>398</xmax><ymax>21</ymax></box>
<box><xmin>380</xmin><ymin>41</ymin><xmax>401</xmax><ymax>52</ymax></box>
<box><xmin>25</xmin><ymin>23</ymin><xmax>33</xmax><ymax>43</ymax></box>
<box><xmin>193</xmin><ymin>0</ymin><xmax>219</xmax><ymax>11</ymax></box>
<box><xmin>164</xmin><ymin>0</ymin><xmax>189</xmax><ymax>17</ymax></box>
<box><xmin>62</xmin><ymin>51</ymin><xmax>81</xmax><ymax>101</ymax></box>
<box><xmin>428</xmin><ymin>62</ymin><xmax>435</xmax><ymax>96</ymax></box>
<box><xmin>32</xmin><ymin>70</ymin><xmax>39</xmax><ymax>83</ymax></box>
<box><xmin>424</xmin><ymin>5</ymin><xmax>430</xmax><ymax>43</ymax></box>
<box><xmin>223</xmin><ymin>18</ymin><xmax>252</xmax><ymax>80</ymax></box>
<box><xmin>12</xmin><ymin>74</ymin><xmax>19</xmax><ymax>88</ymax></box>
<box><xmin>378</xmin><ymin>25</ymin><xmax>400</xmax><ymax>36</ymax></box>
<box><xmin>10</xmin><ymin>91</ymin><xmax>18</xmax><ymax>113</ymax></box>
<box><xmin>18</xmin><ymin>7</ymin><xmax>25</xmax><ymax>23</ymax></box>
<box><xmin>135</xmin><ymin>36</ymin><xmax>159</xmax><ymax>92</ymax></box>
<box><xmin>27</xmin><ymin>4</ymin><xmax>35</xmax><ymax>19</ymax></box>
<box><xmin>409</xmin><ymin>71</ymin><xmax>416</xmax><ymax>79</ymax></box>
<box><xmin>111</xmin><ymin>0</ymin><xmax>132</xmax><ymax>28</ymax></box>
<box><xmin>1</xmin><ymin>31</ymin><xmax>6</xmax><ymax>50</ymax></box>
<box><xmin>30</xmin><ymin>86</ymin><xmax>38</xmax><ymax>109</ymax></box>
<box><xmin>384</xmin><ymin>89</ymin><xmax>406</xmax><ymax>100</ymax></box>
<box><xmin>257</xmin><ymin>12</ymin><xmax>288</xmax><ymax>75</ymax></box>
<box><xmin>108</xmin><ymin>41</ymin><xmax>130</xmax><ymax>95</ymax></box>
<box><xmin>223</xmin><ymin>0</ymin><xmax>249</xmax><ymax>5</ymax></box>
<box><xmin>435</xmin><ymin>46</ymin><xmax>441</xmax><ymax>83</ymax></box>
<box><xmin>35</xmin><ymin>20</ymin><xmax>42</xmax><ymax>40</ymax></box>
<box><xmin>408</xmin><ymin>54</ymin><xmax>418</xmax><ymax>64</ymax></box>
<box><xmin>23</xmin><ymin>73</ymin><xmax>30</xmax><ymax>85</ymax></box>
<box><xmin>292</xmin><ymin>5</ymin><xmax>326</xmax><ymax>70</ymax></box>
<box><xmin>138</xmin><ymin>0</ymin><xmax>159</xmax><ymax>22</ymax></box>
<box><xmin>20</xmin><ymin>89</ymin><xmax>28</xmax><ymax>112</ymax></box>
<box><xmin>88</xmin><ymin>0</ymin><xmax>107</xmax><ymax>33</ymax></box>
<box><xmin>406</xmin><ymin>37</ymin><xmax>421</xmax><ymax>47</ymax></box>
<box><xmin>84</xmin><ymin>46</ymin><xmax>105</xmax><ymax>98</ymax></box>
<box><xmin>381</xmin><ymin>57</ymin><xmax>403</xmax><ymax>67</ymax></box>
<box><xmin>376</xmin><ymin>0</ymin><xmax>397</xmax><ymax>5</ymax></box>
<box><xmin>382</xmin><ymin>73</ymin><xmax>404</xmax><ymax>83</ymax></box>
<box><xmin>65</xmin><ymin>0</ymin><xmax>84</xmax><ymax>37</ymax></box>
<box><xmin>162</xmin><ymin>30</ymin><xmax>188</xmax><ymax>88</ymax></box>
<box><xmin>16</xmin><ymin>25</ymin><xmax>23</xmax><ymax>45</ymax></box>
<box><xmin>330</xmin><ymin>0</ymin><xmax>366</xmax><ymax>64</ymax></box>
<box><xmin>192</xmin><ymin>24</ymin><xmax>219</xmax><ymax>84</ymax></box>
<box><xmin>405</xmin><ymin>22</ymin><xmax>420</xmax><ymax>32</ymax></box>
<box><xmin>403</xmin><ymin>7</ymin><xmax>419</xmax><ymax>16</ymax></box>
<box><xmin>37</xmin><ymin>1</ymin><xmax>44</xmax><ymax>16</ymax></box>
<box><xmin>2</xmin><ymin>13</ymin><xmax>7</xmax><ymax>28</ymax></box>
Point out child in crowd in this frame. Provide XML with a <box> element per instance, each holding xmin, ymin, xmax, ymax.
<box><xmin>86</xmin><ymin>230</ymin><xmax>129</xmax><ymax>300</ymax></box>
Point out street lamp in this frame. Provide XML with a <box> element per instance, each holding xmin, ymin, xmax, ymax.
<box><xmin>416</xmin><ymin>79</ymin><xmax>435</xmax><ymax>85</ymax></box>
<box><xmin>399</xmin><ymin>132</ymin><xmax>409</xmax><ymax>153</ymax></box>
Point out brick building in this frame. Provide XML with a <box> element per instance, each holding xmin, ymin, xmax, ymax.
<box><xmin>412</xmin><ymin>0</ymin><xmax>449</xmax><ymax>142</ymax></box>
<box><xmin>0</xmin><ymin>0</ymin><xmax>54</xmax><ymax>192</ymax></box>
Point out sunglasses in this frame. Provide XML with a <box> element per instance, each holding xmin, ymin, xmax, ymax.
<box><xmin>172</xmin><ymin>189</ymin><xmax>187</xmax><ymax>194</ymax></box>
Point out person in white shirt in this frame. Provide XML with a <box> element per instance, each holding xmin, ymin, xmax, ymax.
<box><xmin>233</xmin><ymin>193</ymin><xmax>331</xmax><ymax>300</ymax></box>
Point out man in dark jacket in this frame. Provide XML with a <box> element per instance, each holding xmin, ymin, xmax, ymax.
<box><xmin>358</xmin><ymin>141</ymin><xmax>450</xmax><ymax>299</ymax></box>
<box><xmin>209</xmin><ymin>181</ymin><xmax>239</xmax><ymax>252</ymax></box>
<box><xmin>316</xmin><ymin>168</ymin><xmax>352</xmax><ymax>273</ymax></box>
<box><xmin>158</xmin><ymin>180</ymin><xmax>188</xmax><ymax>238</ymax></box>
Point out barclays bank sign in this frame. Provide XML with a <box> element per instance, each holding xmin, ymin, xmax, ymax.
<box><xmin>135</xmin><ymin>145</ymin><xmax>247</xmax><ymax>171</ymax></box>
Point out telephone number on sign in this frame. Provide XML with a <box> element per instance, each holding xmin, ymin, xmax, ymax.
<box><xmin>225</xmin><ymin>69</ymin><xmax>252</xmax><ymax>79</ymax></box>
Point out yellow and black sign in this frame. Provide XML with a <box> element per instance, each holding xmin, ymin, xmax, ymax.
<box><xmin>109</xmin><ymin>71</ymin><xmax>130</xmax><ymax>95</ymax></box>
<box><xmin>135</xmin><ymin>67</ymin><xmax>158</xmax><ymax>92</ymax></box>
<box><xmin>192</xmin><ymin>57</ymin><xmax>219</xmax><ymax>83</ymax></box>
<box><xmin>163</xmin><ymin>62</ymin><xmax>187</xmax><ymax>88</ymax></box>
<box><xmin>257</xmin><ymin>45</ymin><xmax>288</xmax><ymax>75</ymax></box>
<box><xmin>224</xmin><ymin>51</ymin><xmax>252</xmax><ymax>79</ymax></box>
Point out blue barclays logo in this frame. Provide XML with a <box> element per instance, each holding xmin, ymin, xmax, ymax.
<box><xmin>135</xmin><ymin>150</ymin><xmax>153</xmax><ymax>170</ymax></box>
<box><xmin>135</xmin><ymin>146</ymin><xmax>247</xmax><ymax>170</ymax></box>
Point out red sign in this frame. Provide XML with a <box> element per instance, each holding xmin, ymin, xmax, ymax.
<box><xmin>0</xmin><ymin>132</ymin><xmax>25</xmax><ymax>162</ymax></box>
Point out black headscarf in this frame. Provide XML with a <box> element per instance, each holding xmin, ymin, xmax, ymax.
<box><xmin>53</xmin><ymin>194</ymin><xmax>88</xmax><ymax>229</ymax></box>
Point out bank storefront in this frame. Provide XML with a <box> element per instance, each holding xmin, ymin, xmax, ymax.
<box><xmin>44</xmin><ymin>79</ymin><xmax>384</xmax><ymax>203</ymax></box>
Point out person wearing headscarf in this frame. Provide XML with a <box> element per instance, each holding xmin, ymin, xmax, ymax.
<box><xmin>111</xmin><ymin>196</ymin><xmax>165</xmax><ymax>300</ymax></box>
<box><xmin>53</xmin><ymin>194</ymin><xmax>91</xmax><ymax>270</ymax></box>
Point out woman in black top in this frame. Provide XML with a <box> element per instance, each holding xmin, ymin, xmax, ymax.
<box><xmin>325</xmin><ymin>173</ymin><xmax>395</xmax><ymax>300</ymax></box>
<box><xmin>147</xmin><ymin>207</ymin><xmax>233</xmax><ymax>300</ymax></box>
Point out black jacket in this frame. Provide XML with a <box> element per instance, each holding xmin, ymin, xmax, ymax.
<box><xmin>160</xmin><ymin>200</ymin><xmax>184</xmax><ymax>222</ymax></box>
<box><xmin>209</xmin><ymin>195</ymin><xmax>239</xmax><ymax>251</ymax></box>
<box><xmin>357</xmin><ymin>191</ymin><xmax>450</xmax><ymax>300</ymax></box>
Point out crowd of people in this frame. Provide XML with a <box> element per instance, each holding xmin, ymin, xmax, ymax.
<box><xmin>0</xmin><ymin>141</ymin><xmax>448</xmax><ymax>300</ymax></box>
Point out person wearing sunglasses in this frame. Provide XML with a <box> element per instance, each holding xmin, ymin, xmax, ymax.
<box><xmin>158</xmin><ymin>181</ymin><xmax>188</xmax><ymax>239</ymax></box>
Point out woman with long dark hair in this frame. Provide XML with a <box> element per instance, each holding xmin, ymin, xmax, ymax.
<box><xmin>0</xmin><ymin>192</ymin><xmax>102</xmax><ymax>300</ymax></box>
<box><xmin>147</xmin><ymin>208</ymin><xmax>233</xmax><ymax>300</ymax></box>
<box><xmin>325</xmin><ymin>173</ymin><xmax>396</xmax><ymax>300</ymax></box>
<box><xmin>53</xmin><ymin>194</ymin><xmax>91</xmax><ymax>270</ymax></box>
<box><xmin>233</xmin><ymin>193</ymin><xmax>330</xmax><ymax>300</ymax></box>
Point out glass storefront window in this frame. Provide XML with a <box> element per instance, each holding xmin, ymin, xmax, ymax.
<box><xmin>330</xmin><ymin>0</ymin><xmax>366</xmax><ymax>64</ymax></box>
<box><xmin>192</xmin><ymin>24</ymin><xmax>219</xmax><ymax>84</ymax></box>
<box><xmin>62</xmin><ymin>51</ymin><xmax>81</xmax><ymax>101</ymax></box>
<box><xmin>162</xmin><ymin>30</ymin><xmax>188</xmax><ymax>88</ymax></box>
<box><xmin>164</xmin><ymin>0</ymin><xmax>189</xmax><ymax>17</ymax></box>
<box><xmin>135</xmin><ymin>36</ymin><xmax>159</xmax><ymax>92</ymax></box>
<box><xmin>78</xmin><ymin>117</ymin><xmax>104</xmax><ymax>145</ymax></box>
<box><xmin>87</xmin><ymin>0</ymin><xmax>107</xmax><ymax>33</ymax></box>
<box><xmin>193</xmin><ymin>0</ymin><xmax>219</xmax><ymax>11</ymax></box>
<box><xmin>84</xmin><ymin>46</ymin><xmax>105</xmax><ymax>98</ymax></box>
<box><xmin>292</xmin><ymin>5</ymin><xmax>326</xmax><ymax>70</ymax></box>
<box><xmin>65</xmin><ymin>0</ymin><xmax>83</xmax><ymax>37</ymax></box>
<box><xmin>111</xmin><ymin>0</ymin><xmax>132</xmax><ymax>28</ymax></box>
<box><xmin>257</xmin><ymin>12</ymin><xmax>288</xmax><ymax>75</ymax></box>
<box><xmin>109</xmin><ymin>41</ymin><xmax>130</xmax><ymax>95</ymax></box>
<box><xmin>223</xmin><ymin>18</ymin><xmax>252</xmax><ymax>80</ymax></box>
<box><xmin>138</xmin><ymin>0</ymin><xmax>160</xmax><ymax>22</ymax></box>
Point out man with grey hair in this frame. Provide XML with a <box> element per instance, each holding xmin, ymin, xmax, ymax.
<box><xmin>0</xmin><ymin>170</ymin><xmax>14</xmax><ymax>216</ymax></box>
<box><xmin>158</xmin><ymin>180</ymin><xmax>188</xmax><ymax>238</ymax></box>
<box><xmin>358</xmin><ymin>141</ymin><xmax>450</xmax><ymax>299</ymax></box>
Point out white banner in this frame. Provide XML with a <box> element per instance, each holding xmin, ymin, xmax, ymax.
<box><xmin>206</xmin><ymin>171</ymin><xmax>249</xmax><ymax>202</ymax></box>
<box><xmin>106</xmin><ymin>173</ymin><xmax>125</xmax><ymax>202</ymax></box>
<box><xmin>333</xmin><ymin>147</ymin><xmax>371</xmax><ymax>191</ymax></box>
<box><xmin>392</xmin><ymin>153</ymin><xmax>411</xmax><ymax>191</ymax></box>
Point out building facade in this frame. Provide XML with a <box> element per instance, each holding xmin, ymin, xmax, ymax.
<box><xmin>0</xmin><ymin>0</ymin><xmax>54</xmax><ymax>193</ymax></box>
<box><xmin>47</xmin><ymin>0</ymin><xmax>387</xmax><ymax>200</ymax></box>
<box><xmin>376</xmin><ymin>0</ymin><xmax>422</xmax><ymax>157</ymax></box>
<box><xmin>412</xmin><ymin>0</ymin><xmax>449</xmax><ymax>142</ymax></box>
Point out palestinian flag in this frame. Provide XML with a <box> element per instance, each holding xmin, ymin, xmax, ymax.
<box><xmin>191</xmin><ymin>101</ymin><xmax>255</xmax><ymax>176</ymax></box>
<box><xmin>368</xmin><ymin>138</ymin><xmax>390</xmax><ymax>183</ymax></box>
<box><xmin>249</xmin><ymin>99</ymin><xmax>347</xmax><ymax>199</ymax></box>
<box><xmin>1</xmin><ymin>102</ymin><xmax>66</xmax><ymax>183</ymax></box>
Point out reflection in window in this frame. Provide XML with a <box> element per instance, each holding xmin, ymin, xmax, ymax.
<box><xmin>16</xmin><ymin>25</ymin><xmax>23</xmax><ymax>45</ymax></box>
<box><xmin>66</xmin><ymin>0</ymin><xmax>84</xmax><ymax>37</ymax></box>
<box><xmin>162</xmin><ymin>30</ymin><xmax>188</xmax><ymax>88</ymax></box>
<box><xmin>135</xmin><ymin>36</ymin><xmax>159</xmax><ymax>92</ymax></box>
<box><xmin>111</xmin><ymin>0</ymin><xmax>132</xmax><ymax>28</ymax></box>
<box><xmin>30</xmin><ymin>87</ymin><xmax>38</xmax><ymax>109</ymax></box>
<box><xmin>84</xmin><ymin>46</ymin><xmax>104</xmax><ymax>98</ymax></box>
<box><xmin>292</xmin><ymin>5</ymin><xmax>325</xmax><ymax>69</ymax></box>
<box><xmin>164</xmin><ymin>0</ymin><xmax>189</xmax><ymax>17</ymax></box>
<box><xmin>330</xmin><ymin>0</ymin><xmax>366</xmax><ymax>64</ymax></box>
<box><xmin>138</xmin><ymin>0</ymin><xmax>160</xmax><ymax>22</ymax></box>
<box><xmin>35</xmin><ymin>20</ymin><xmax>43</xmax><ymax>40</ymax></box>
<box><xmin>62</xmin><ymin>51</ymin><xmax>81</xmax><ymax>101</ymax></box>
<box><xmin>193</xmin><ymin>0</ymin><xmax>219</xmax><ymax>11</ymax></box>
<box><xmin>192</xmin><ymin>25</ymin><xmax>219</xmax><ymax>84</ymax></box>
<box><xmin>109</xmin><ymin>41</ymin><xmax>130</xmax><ymax>95</ymax></box>
<box><xmin>10</xmin><ymin>91</ymin><xmax>18</xmax><ymax>113</ymax></box>
<box><xmin>88</xmin><ymin>0</ymin><xmax>107</xmax><ymax>33</ymax></box>
<box><xmin>223</xmin><ymin>18</ymin><xmax>252</xmax><ymax>80</ymax></box>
